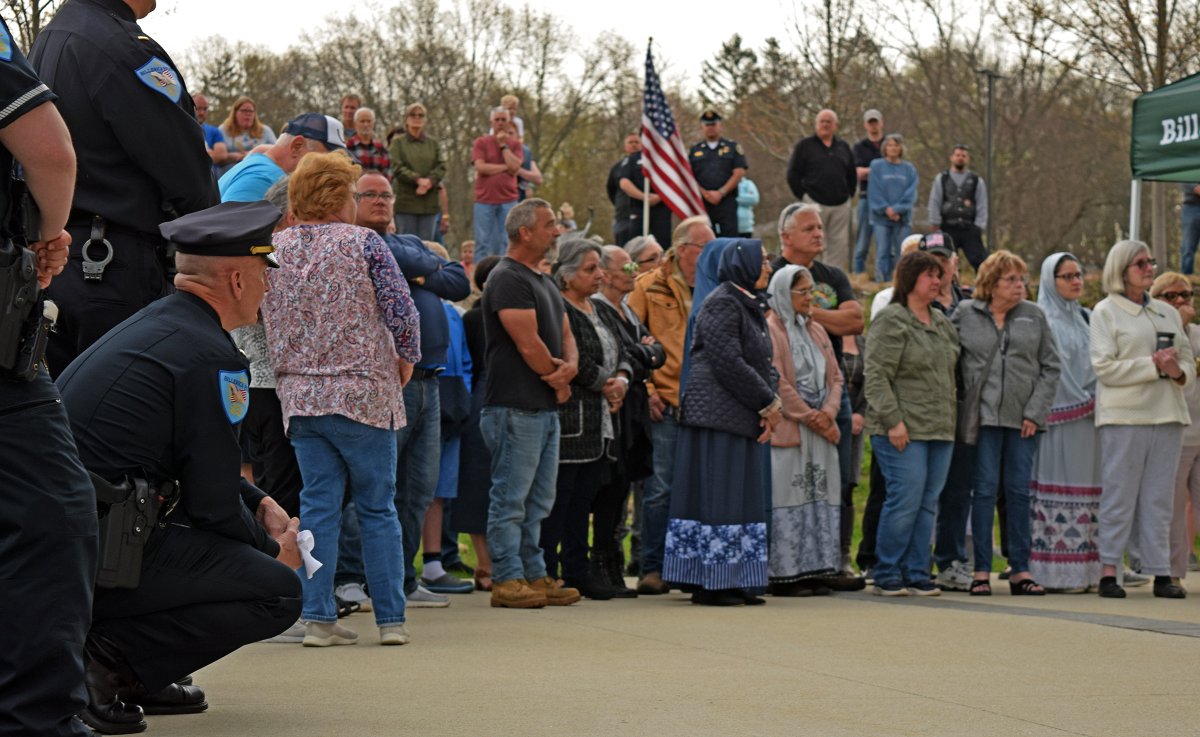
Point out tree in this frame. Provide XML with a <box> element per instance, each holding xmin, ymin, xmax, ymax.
<box><xmin>0</xmin><ymin>0</ymin><xmax>62</xmax><ymax>50</ymax></box>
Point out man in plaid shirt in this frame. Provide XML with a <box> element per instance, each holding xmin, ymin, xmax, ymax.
<box><xmin>346</xmin><ymin>107</ymin><xmax>391</xmax><ymax>181</ymax></box>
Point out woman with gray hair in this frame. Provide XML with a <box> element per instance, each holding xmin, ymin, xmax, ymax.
<box><xmin>624</xmin><ymin>235</ymin><xmax>663</xmax><ymax>274</ymax></box>
<box><xmin>539</xmin><ymin>239</ymin><xmax>633</xmax><ymax>599</ymax></box>
<box><xmin>867</xmin><ymin>134</ymin><xmax>918</xmax><ymax>282</ymax></box>
<box><xmin>1090</xmin><ymin>240</ymin><xmax>1194</xmax><ymax>599</ymax></box>
<box><xmin>765</xmin><ymin>263</ymin><xmax>844</xmax><ymax>595</ymax></box>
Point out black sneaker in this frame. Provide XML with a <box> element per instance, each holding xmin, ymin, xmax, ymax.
<box><xmin>1098</xmin><ymin>576</ymin><xmax>1126</xmax><ymax>598</ymax></box>
<box><xmin>1153</xmin><ymin>576</ymin><xmax>1186</xmax><ymax>599</ymax></box>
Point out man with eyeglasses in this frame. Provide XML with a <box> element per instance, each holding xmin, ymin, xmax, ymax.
<box><xmin>688</xmin><ymin>110</ymin><xmax>748</xmax><ymax>238</ymax></box>
<box><xmin>338</xmin><ymin>171</ymin><xmax>473</xmax><ymax>609</ymax></box>
<box><xmin>627</xmin><ymin>215</ymin><xmax>716</xmax><ymax>594</ymax></box>
<box><xmin>219</xmin><ymin>113</ymin><xmax>347</xmax><ymax>203</ymax></box>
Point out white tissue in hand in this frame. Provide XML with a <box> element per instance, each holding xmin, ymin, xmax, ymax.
<box><xmin>296</xmin><ymin>530</ymin><xmax>323</xmax><ymax>579</ymax></box>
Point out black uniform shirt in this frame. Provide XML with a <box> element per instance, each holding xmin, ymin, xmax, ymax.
<box><xmin>688</xmin><ymin>137</ymin><xmax>748</xmax><ymax>190</ymax></box>
<box><xmin>619</xmin><ymin>154</ymin><xmax>669</xmax><ymax>218</ymax></box>
<box><xmin>29</xmin><ymin>0</ymin><xmax>216</xmax><ymax>234</ymax></box>
<box><xmin>0</xmin><ymin>18</ymin><xmax>58</xmax><ymax>406</ymax></box>
<box><xmin>57</xmin><ymin>292</ymin><xmax>278</xmax><ymax>556</ymax></box>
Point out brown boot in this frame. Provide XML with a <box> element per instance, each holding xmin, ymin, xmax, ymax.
<box><xmin>637</xmin><ymin>571</ymin><xmax>671</xmax><ymax>595</ymax></box>
<box><xmin>490</xmin><ymin>579</ymin><xmax>547</xmax><ymax>609</ymax></box>
<box><xmin>527</xmin><ymin>576</ymin><xmax>582</xmax><ymax>606</ymax></box>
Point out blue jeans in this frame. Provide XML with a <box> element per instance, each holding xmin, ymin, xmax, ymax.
<box><xmin>933</xmin><ymin>441</ymin><xmax>976</xmax><ymax>570</ymax></box>
<box><xmin>971</xmin><ymin>426</ymin><xmax>1036</xmax><ymax>574</ymax></box>
<box><xmin>852</xmin><ymin>196</ymin><xmax>873</xmax><ymax>273</ymax></box>
<box><xmin>290</xmin><ymin>414</ymin><xmax>407</xmax><ymax>625</ymax></box>
<box><xmin>473</xmin><ymin>201</ymin><xmax>517</xmax><ymax>260</ymax></box>
<box><xmin>334</xmin><ymin>378</ymin><xmax>440</xmax><ymax>594</ymax></box>
<box><xmin>1182</xmin><ymin>203</ymin><xmax>1200</xmax><ymax>274</ymax></box>
<box><xmin>871</xmin><ymin>437</ymin><xmax>954</xmax><ymax>585</ymax></box>
<box><xmin>394</xmin><ymin>213</ymin><xmax>438</xmax><ymax>241</ymax></box>
<box><xmin>872</xmin><ymin>220</ymin><xmax>912</xmax><ymax>282</ymax></box>
<box><xmin>641</xmin><ymin>408</ymin><xmax>679</xmax><ymax>574</ymax></box>
<box><xmin>394</xmin><ymin>378</ymin><xmax>441</xmax><ymax>594</ymax></box>
<box><xmin>480</xmin><ymin>406</ymin><xmax>560</xmax><ymax>583</ymax></box>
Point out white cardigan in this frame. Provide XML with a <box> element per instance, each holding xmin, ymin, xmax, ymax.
<box><xmin>1090</xmin><ymin>294</ymin><xmax>1194</xmax><ymax>427</ymax></box>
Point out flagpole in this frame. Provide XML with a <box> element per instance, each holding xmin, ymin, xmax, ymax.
<box><xmin>643</xmin><ymin>38</ymin><xmax>653</xmax><ymax>238</ymax></box>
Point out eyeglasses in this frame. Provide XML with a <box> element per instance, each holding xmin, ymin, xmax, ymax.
<box><xmin>1160</xmin><ymin>290</ymin><xmax>1195</xmax><ymax>302</ymax></box>
<box><xmin>1055</xmin><ymin>272</ymin><xmax>1084</xmax><ymax>282</ymax></box>
<box><xmin>354</xmin><ymin>191</ymin><xmax>395</xmax><ymax>202</ymax></box>
<box><xmin>677</xmin><ymin>242</ymin><xmax>704</xmax><ymax>250</ymax></box>
<box><xmin>1130</xmin><ymin>257</ymin><xmax>1158</xmax><ymax>270</ymax></box>
<box><xmin>237</xmin><ymin>107</ymin><xmax>255</xmax><ymax>115</ymax></box>
<box><xmin>408</xmin><ymin>112</ymin><xmax>426</xmax><ymax>118</ymax></box>
<box><xmin>637</xmin><ymin>254</ymin><xmax>661</xmax><ymax>265</ymax></box>
<box><xmin>1000</xmin><ymin>274</ymin><xmax>1029</xmax><ymax>285</ymax></box>
<box><xmin>791</xmin><ymin>287</ymin><xmax>813</xmax><ymax>297</ymax></box>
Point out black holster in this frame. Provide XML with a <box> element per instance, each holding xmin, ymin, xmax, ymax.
<box><xmin>0</xmin><ymin>239</ymin><xmax>46</xmax><ymax>380</ymax></box>
<box><xmin>91</xmin><ymin>473</ymin><xmax>179</xmax><ymax>589</ymax></box>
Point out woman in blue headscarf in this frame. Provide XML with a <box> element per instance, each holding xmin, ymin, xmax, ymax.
<box><xmin>1029</xmin><ymin>253</ymin><xmax>1102</xmax><ymax>592</ymax></box>
<box><xmin>663</xmin><ymin>240</ymin><xmax>781</xmax><ymax>606</ymax></box>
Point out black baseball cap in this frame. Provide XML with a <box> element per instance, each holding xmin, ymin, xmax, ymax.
<box><xmin>161</xmin><ymin>200</ymin><xmax>283</xmax><ymax>267</ymax></box>
<box><xmin>918</xmin><ymin>232</ymin><xmax>955</xmax><ymax>258</ymax></box>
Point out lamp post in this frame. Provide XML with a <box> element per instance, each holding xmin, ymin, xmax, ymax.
<box><xmin>976</xmin><ymin>68</ymin><xmax>1003</xmax><ymax>250</ymax></box>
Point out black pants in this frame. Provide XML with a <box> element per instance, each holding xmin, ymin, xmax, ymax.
<box><xmin>941</xmin><ymin>223</ymin><xmax>987</xmax><ymax>270</ymax></box>
<box><xmin>592</xmin><ymin>466</ymin><xmax>631</xmax><ymax>565</ymax></box>
<box><xmin>47</xmin><ymin>225</ymin><xmax>171</xmax><ymax>377</ymax></box>
<box><xmin>91</xmin><ymin>524</ymin><xmax>300</xmax><ymax>693</ymax></box>
<box><xmin>540</xmin><ymin>460</ymin><xmax>606</xmax><ymax>581</ymax></box>
<box><xmin>243</xmin><ymin>388</ymin><xmax>303</xmax><ymax>518</ymax></box>
<box><xmin>706</xmin><ymin>197</ymin><xmax>738</xmax><ymax>238</ymax></box>
<box><xmin>855</xmin><ymin>453</ymin><xmax>887</xmax><ymax>571</ymax></box>
<box><xmin>0</xmin><ymin>380</ymin><xmax>96</xmax><ymax>737</ymax></box>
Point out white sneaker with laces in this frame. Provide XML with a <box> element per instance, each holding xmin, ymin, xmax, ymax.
<box><xmin>1122</xmin><ymin>568</ymin><xmax>1151</xmax><ymax>587</ymax></box>
<box><xmin>407</xmin><ymin>585</ymin><xmax>450</xmax><ymax>608</ymax></box>
<box><xmin>335</xmin><ymin>582</ymin><xmax>373</xmax><ymax>612</ymax></box>
<box><xmin>934</xmin><ymin>561</ymin><xmax>972</xmax><ymax>592</ymax></box>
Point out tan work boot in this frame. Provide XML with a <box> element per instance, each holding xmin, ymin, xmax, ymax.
<box><xmin>637</xmin><ymin>571</ymin><xmax>670</xmax><ymax>595</ymax></box>
<box><xmin>490</xmin><ymin>579</ymin><xmax>547</xmax><ymax>609</ymax></box>
<box><xmin>527</xmin><ymin>576</ymin><xmax>582</xmax><ymax>606</ymax></box>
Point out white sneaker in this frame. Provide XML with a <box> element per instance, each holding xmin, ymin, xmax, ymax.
<box><xmin>407</xmin><ymin>585</ymin><xmax>450</xmax><ymax>608</ymax></box>
<box><xmin>262</xmin><ymin>619</ymin><xmax>305</xmax><ymax>643</ymax></box>
<box><xmin>934</xmin><ymin>561</ymin><xmax>972</xmax><ymax>592</ymax></box>
<box><xmin>380</xmin><ymin>623</ymin><xmax>411</xmax><ymax>646</ymax></box>
<box><xmin>302</xmin><ymin>621</ymin><xmax>358</xmax><ymax>647</ymax></box>
<box><xmin>1123</xmin><ymin>568</ymin><xmax>1151</xmax><ymax>587</ymax></box>
<box><xmin>335</xmin><ymin>582</ymin><xmax>373</xmax><ymax>613</ymax></box>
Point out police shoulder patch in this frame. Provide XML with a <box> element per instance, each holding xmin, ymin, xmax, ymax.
<box><xmin>135</xmin><ymin>56</ymin><xmax>182</xmax><ymax>103</ymax></box>
<box><xmin>218</xmin><ymin>369</ymin><xmax>250</xmax><ymax>424</ymax></box>
<box><xmin>736</xmin><ymin>143</ymin><xmax>745</xmax><ymax>155</ymax></box>
<box><xmin>0</xmin><ymin>24</ymin><xmax>12</xmax><ymax>63</ymax></box>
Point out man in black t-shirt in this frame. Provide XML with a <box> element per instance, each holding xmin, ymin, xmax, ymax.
<box><xmin>480</xmin><ymin>198</ymin><xmax>582</xmax><ymax>609</ymax></box>
<box><xmin>773</xmin><ymin>202</ymin><xmax>866</xmax><ymax>588</ymax></box>
<box><xmin>785</xmin><ymin>110</ymin><xmax>857</xmax><ymax>272</ymax></box>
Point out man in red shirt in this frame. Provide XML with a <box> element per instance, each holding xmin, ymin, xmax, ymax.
<box><xmin>472</xmin><ymin>107</ymin><xmax>522</xmax><ymax>259</ymax></box>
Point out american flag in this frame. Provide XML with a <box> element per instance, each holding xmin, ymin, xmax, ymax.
<box><xmin>641</xmin><ymin>45</ymin><xmax>705</xmax><ymax>221</ymax></box>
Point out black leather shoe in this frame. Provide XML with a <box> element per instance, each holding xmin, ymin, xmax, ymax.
<box><xmin>1098</xmin><ymin>576</ymin><xmax>1126</xmax><ymax>599</ymax></box>
<box><xmin>121</xmin><ymin>682</ymin><xmax>209</xmax><ymax>715</ymax></box>
<box><xmin>1153</xmin><ymin>577</ymin><xmax>1187</xmax><ymax>599</ymax></box>
<box><xmin>81</xmin><ymin>659</ymin><xmax>146</xmax><ymax>735</ymax></box>
<box><xmin>564</xmin><ymin>576</ymin><xmax>617</xmax><ymax>600</ymax></box>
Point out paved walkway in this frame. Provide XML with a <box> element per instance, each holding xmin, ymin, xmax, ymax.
<box><xmin>150</xmin><ymin>578</ymin><xmax>1200</xmax><ymax>737</ymax></box>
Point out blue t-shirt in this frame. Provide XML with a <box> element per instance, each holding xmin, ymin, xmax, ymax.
<box><xmin>218</xmin><ymin>153</ymin><xmax>285</xmax><ymax>203</ymax></box>
<box><xmin>202</xmin><ymin>123</ymin><xmax>224</xmax><ymax>150</ymax></box>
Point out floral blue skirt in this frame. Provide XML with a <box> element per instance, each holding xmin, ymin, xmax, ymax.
<box><xmin>663</xmin><ymin>425</ymin><xmax>768</xmax><ymax>590</ymax></box>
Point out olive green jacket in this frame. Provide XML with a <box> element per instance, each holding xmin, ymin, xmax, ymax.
<box><xmin>864</xmin><ymin>302</ymin><xmax>960</xmax><ymax>441</ymax></box>
<box><xmin>390</xmin><ymin>133</ymin><xmax>446</xmax><ymax>215</ymax></box>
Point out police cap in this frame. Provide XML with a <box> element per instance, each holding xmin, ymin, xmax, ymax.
<box><xmin>699</xmin><ymin>109</ymin><xmax>722</xmax><ymax>123</ymax></box>
<box><xmin>160</xmin><ymin>201</ymin><xmax>283</xmax><ymax>267</ymax></box>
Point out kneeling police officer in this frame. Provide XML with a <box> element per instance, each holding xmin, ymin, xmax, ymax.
<box><xmin>57</xmin><ymin>200</ymin><xmax>302</xmax><ymax>735</ymax></box>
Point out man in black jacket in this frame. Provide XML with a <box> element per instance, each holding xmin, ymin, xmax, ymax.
<box><xmin>785</xmin><ymin>109</ymin><xmax>857</xmax><ymax>272</ymax></box>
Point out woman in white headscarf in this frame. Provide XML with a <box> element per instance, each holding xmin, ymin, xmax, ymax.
<box><xmin>765</xmin><ymin>264</ymin><xmax>844</xmax><ymax>596</ymax></box>
<box><xmin>1028</xmin><ymin>253</ymin><xmax>1102</xmax><ymax>592</ymax></box>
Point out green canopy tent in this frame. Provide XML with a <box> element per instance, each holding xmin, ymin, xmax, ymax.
<box><xmin>1129</xmin><ymin>71</ymin><xmax>1200</xmax><ymax>236</ymax></box>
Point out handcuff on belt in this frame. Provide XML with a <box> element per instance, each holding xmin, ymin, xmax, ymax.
<box><xmin>81</xmin><ymin>215</ymin><xmax>113</xmax><ymax>282</ymax></box>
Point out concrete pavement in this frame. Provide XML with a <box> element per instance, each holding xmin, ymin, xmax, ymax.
<box><xmin>148</xmin><ymin>577</ymin><xmax>1200</xmax><ymax>737</ymax></box>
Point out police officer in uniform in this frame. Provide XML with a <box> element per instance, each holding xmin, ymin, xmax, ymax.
<box><xmin>30</xmin><ymin>0</ymin><xmax>217</xmax><ymax>376</ymax></box>
<box><xmin>688</xmin><ymin>110</ymin><xmax>748</xmax><ymax>237</ymax></box>
<box><xmin>56</xmin><ymin>201</ymin><xmax>301</xmax><ymax>735</ymax></box>
<box><xmin>0</xmin><ymin>19</ymin><xmax>97</xmax><ymax>737</ymax></box>
<box><xmin>618</xmin><ymin>139</ymin><xmax>672</xmax><ymax>248</ymax></box>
